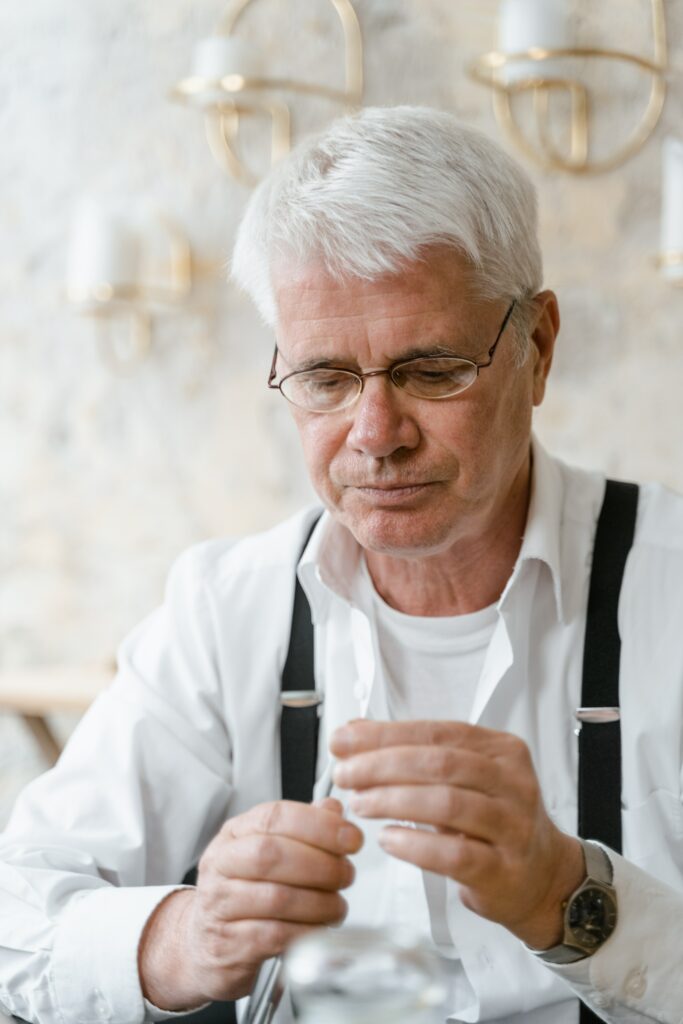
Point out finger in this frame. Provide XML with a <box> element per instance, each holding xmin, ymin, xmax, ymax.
<box><xmin>206</xmin><ymin>833</ymin><xmax>356</xmax><ymax>891</ymax></box>
<box><xmin>333</xmin><ymin>745</ymin><xmax>501</xmax><ymax>795</ymax></box>
<box><xmin>313</xmin><ymin>796</ymin><xmax>344</xmax><ymax>814</ymax></box>
<box><xmin>378</xmin><ymin>825</ymin><xmax>499</xmax><ymax>884</ymax></box>
<box><xmin>348</xmin><ymin>785</ymin><xmax>504</xmax><ymax>843</ymax></box>
<box><xmin>206</xmin><ymin>879</ymin><xmax>348</xmax><ymax>925</ymax></box>
<box><xmin>204</xmin><ymin>918</ymin><xmax>323</xmax><ymax>976</ymax></box>
<box><xmin>218</xmin><ymin>881</ymin><xmax>347</xmax><ymax>925</ymax></box>
<box><xmin>221</xmin><ymin>800</ymin><xmax>363</xmax><ymax>855</ymax></box>
<box><xmin>330</xmin><ymin>719</ymin><xmax>505</xmax><ymax>758</ymax></box>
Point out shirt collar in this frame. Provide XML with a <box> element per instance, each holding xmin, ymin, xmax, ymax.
<box><xmin>297</xmin><ymin>511</ymin><xmax>363</xmax><ymax>621</ymax></box>
<box><xmin>297</xmin><ymin>435</ymin><xmax>566</xmax><ymax>625</ymax></box>
<box><xmin>500</xmin><ymin>435</ymin><xmax>565</xmax><ymax>624</ymax></box>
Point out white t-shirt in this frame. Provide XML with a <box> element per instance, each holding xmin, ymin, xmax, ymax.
<box><xmin>361</xmin><ymin>556</ymin><xmax>498</xmax><ymax>726</ymax></box>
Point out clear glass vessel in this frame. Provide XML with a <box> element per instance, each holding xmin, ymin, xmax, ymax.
<box><xmin>284</xmin><ymin>925</ymin><xmax>448</xmax><ymax>1024</ymax></box>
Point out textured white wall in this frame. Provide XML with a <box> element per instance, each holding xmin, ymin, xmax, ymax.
<box><xmin>1</xmin><ymin>0</ymin><xmax>682</xmax><ymax>822</ymax></box>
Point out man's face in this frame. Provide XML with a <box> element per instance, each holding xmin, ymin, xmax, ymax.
<box><xmin>274</xmin><ymin>247</ymin><xmax>556</xmax><ymax>558</ymax></box>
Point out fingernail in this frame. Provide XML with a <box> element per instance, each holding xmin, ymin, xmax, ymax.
<box><xmin>314</xmin><ymin>795</ymin><xmax>342</xmax><ymax>811</ymax></box>
<box><xmin>330</xmin><ymin>726</ymin><xmax>354</xmax><ymax>754</ymax></box>
<box><xmin>378</xmin><ymin>828</ymin><xmax>397</xmax><ymax>850</ymax></box>
<box><xmin>337</xmin><ymin>823</ymin><xmax>359</xmax><ymax>850</ymax></box>
<box><xmin>349</xmin><ymin>793</ymin><xmax>369</xmax><ymax>815</ymax></box>
<box><xmin>333</xmin><ymin>762</ymin><xmax>351</xmax><ymax>787</ymax></box>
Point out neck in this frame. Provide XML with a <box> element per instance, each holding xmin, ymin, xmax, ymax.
<box><xmin>364</xmin><ymin>455</ymin><xmax>532</xmax><ymax>617</ymax></box>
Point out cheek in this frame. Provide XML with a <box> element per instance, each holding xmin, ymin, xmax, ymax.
<box><xmin>429</xmin><ymin>394</ymin><xmax>498</xmax><ymax>462</ymax></box>
<box><xmin>434</xmin><ymin>376</ymin><xmax>532</xmax><ymax>480</ymax></box>
<box><xmin>293</xmin><ymin>414</ymin><xmax>346</xmax><ymax>487</ymax></box>
<box><xmin>481</xmin><ymin>373</ymin><xmax>535</xmax><ymax>470</ymax></box>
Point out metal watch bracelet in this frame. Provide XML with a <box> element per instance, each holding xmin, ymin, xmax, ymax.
<box><xmin>530</xmin><ymin>840</ymin><xmax>617</xmax><ymax>966</ymax></box>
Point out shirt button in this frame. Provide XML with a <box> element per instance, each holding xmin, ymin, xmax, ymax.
<box><xmin>353</xmin><ymin>679</ymin><xmax>368</xmax><ymax>701</ymax></box>
<box><xmin>624</xmin><ymin>966</ymin><xmax>647</xmax><ymax>1000</ymax></box>
<box><xmin>477</xmin><ymin>946</ymin><xmax>494</xmax><ymax>971</ymax></box>
<box><xmin>92</xmin><ymin>989</ymin><xmax>111</xmax><ymax>1021</ymax></box>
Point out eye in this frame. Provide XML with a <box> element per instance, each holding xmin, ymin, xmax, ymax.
<box><xmin>394</xmin><ymin>357</ymin><xmax>476</xmax><ymax>397</ymax></box>
<box><xmin>299</xmin><ymin>370</ymin><xmax>352</xmax><ymax>393</ymax></box>
<box><xmin>409</xmin><ymin>367</ymin><xmax>456</xmax><ymax>382</ymax></box>
<box><xmin>281</xmin><ymin>368</ymin><xmax>359</xmax><ymax>411</ymax></box>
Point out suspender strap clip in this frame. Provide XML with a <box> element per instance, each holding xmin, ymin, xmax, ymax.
<box><xmin>575</xmin><ymin>707</ymin><xmax>621</xmax><ymax>725</ymax></box>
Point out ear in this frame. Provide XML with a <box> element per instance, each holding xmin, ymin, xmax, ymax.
<box><xmin>529</xmin><ymin>291</ymin><xmax>560</xmax><ymax>407</ymax></box>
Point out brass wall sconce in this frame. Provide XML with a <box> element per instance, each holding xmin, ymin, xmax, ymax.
<box><xmin>170</xmin><ymin>0</ymin><xmax>363</xmax><ymax>185</ymax></box>
<box><xmin>658</xmin><ymin>137</ymin><xmax>683</xmax><ymax>286</ymax></box>
<box><xmin>66</xmin><ymin>201</ymin><xmax>193</xmax><ymax>367</ymax></box>
<box><xmin>469</xmin><ymin>0</ymin><xmax>667</xmax><ymax>175</ymax></box>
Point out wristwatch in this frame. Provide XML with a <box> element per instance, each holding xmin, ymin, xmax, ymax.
<box><xmin>532</xmin><ymin>839</ymin><xmax>618</xmax><ymax>965</ymax></box>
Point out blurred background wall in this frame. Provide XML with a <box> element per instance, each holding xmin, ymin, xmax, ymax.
<box><xmin>1</xmin><ymin>0</ymin><xmax>682</xmax><ymax>825</ymax></box>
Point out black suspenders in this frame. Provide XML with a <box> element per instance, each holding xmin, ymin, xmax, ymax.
<box><xmin>280</xmin><ymin>515</ymin><xmax>322</xmax><ymax>804</ymax></box>
<box><xmin>280</xmin><ymin>481</ymin><xmax>639</xmax><ymax>1023</ymax></box>
<box><xmin>578</xmin><ymin>480</ymin><xmax>638</xmax><ymax>1024</ymax></box>
<box><xmin>579</xmin><ymin>480</ymin><xmax>638</xmax><ymax>855</ymax></box>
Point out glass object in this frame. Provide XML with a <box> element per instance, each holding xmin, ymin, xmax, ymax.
<box><xmin>284</xmin><ymin>925</ymin><xmax>448</xmax><ymax>1024</ymax></box>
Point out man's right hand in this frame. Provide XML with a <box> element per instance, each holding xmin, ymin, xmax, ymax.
<box><xmin>138</xmin><ymin>797</ymin><xmax>362</xmax><ymax>1011</ymax></box>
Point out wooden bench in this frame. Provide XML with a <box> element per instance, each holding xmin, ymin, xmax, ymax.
<box><xmin>0</xmin><ymin>664</ymin><xmax>115</xmax><ymax>765</ymax></box>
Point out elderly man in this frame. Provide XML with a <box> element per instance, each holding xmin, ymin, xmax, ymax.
<box><xmin>1</xmin><ymin>107</ymin><xmax>683</xmax><ymax>1024</ymax></box>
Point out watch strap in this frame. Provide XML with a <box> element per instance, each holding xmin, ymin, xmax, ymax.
<box><xmin>582</xmin><ymin>840</ymin><xmax>613</xmax><ymax>887</ymax></box>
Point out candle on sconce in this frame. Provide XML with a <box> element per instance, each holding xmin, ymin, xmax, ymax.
<box><xmin>67</xmin><ymin>201</ymin><xmax>140</xmax><ymax>308</ymax></box>
<box><xmin>189</xmin><ymin>36</ymin><xmax>263</xmax><ymax>106</ymax></box>
<box><xmin>497</xmin><ymin>0</ymin><xmax>573</xmax><ymax>87</ymax></box>
<box><xmin>660</xmin><ymin>137</ymin><xmax>683</xmax><ymax>283</ymax></box>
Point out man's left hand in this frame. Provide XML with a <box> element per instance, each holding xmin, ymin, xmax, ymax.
<box><xmin>330</xmin><ymin>719</ymin><xmax>585</xmax><ymax>950</ymax></box>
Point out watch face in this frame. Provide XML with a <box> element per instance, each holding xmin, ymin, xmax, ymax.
<box><xmin>567</xmin><ymin>885</ymin><xmax>617</xmax><ymax>951</ymax></box>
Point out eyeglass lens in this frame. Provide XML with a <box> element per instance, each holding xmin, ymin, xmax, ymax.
<box><xmin>281</xmin><ymin>357</ymin><xmax>478</xmax><ymax>412</ymax></box>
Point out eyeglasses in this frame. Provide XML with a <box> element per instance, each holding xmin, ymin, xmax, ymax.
<box><xmin>268</xmin><ymin>300</ymin><xmax>516</xmax><ymax>414</ymax></box>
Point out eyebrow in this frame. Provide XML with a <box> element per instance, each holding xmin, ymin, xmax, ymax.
<box><xmin>290</xmin><ymin>342</ymin><xmax>465</xmax><ymax>373</ymax></box>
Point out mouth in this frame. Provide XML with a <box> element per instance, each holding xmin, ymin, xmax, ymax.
<box><xmin>350</xmin><ymin>482</ymin><xmax>438</xmax><ymax>503</ymax></box>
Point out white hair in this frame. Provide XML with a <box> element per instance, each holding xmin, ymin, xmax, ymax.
<box><xmin>231</xmin><ymin>106</ymin><xmax>542</xmax><ymax>354</ymax></box>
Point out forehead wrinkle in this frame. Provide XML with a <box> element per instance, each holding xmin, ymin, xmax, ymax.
<box><xmin>278</xmin><ymin>303</ymin><xmax>460</xmax><ymax>327</ymax></box>
<box><xmin>278</xmin><ymin>325</ymin><xmax>490</xmax><ymax>374</ymax></box>
<box><xmin>279</xmin><ymin>303</ymin><xmax>489</xmax><ymax>359</ymax></box>
<box><xmin>277</xmin><ymin>276</ymin><xmax>467</xmax><ymax>318</ymax></box>
<box><xmin>282</xmin><ymin>340</ymin><xmax>464</xmax><ymax>374</ymax></box>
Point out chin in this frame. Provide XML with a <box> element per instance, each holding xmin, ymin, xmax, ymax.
<box><xmin>342</xmin><ymin>507</ymin><xmax>455</xmax><ymax>558</ymax></box>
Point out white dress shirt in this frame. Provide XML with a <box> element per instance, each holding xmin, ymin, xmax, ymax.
<box><xmin>1</xmin><ymin>439</ymin><xmax>683</xmax><ymax>1024</ymax></box>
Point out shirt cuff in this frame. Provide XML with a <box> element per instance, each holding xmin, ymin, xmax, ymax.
<box><xmin>144</xmin><ymin>997</ymin><xmax>210</xmax><ymax>1022</ymax></box>
<box><xmin>541</xmin><ymin>850</ymin><xmax>683</xmax><ymax>1020</ymax></box>
<box><xmin>51</xmin><ymin>884</ymin><xmax>188</xmax><ymax>1024</ymax></box>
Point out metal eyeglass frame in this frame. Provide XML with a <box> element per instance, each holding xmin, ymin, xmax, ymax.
<box><xmin>267</xmin><ymin>299</ymin><xmax>517</xmax><ymax>411</ymax></box>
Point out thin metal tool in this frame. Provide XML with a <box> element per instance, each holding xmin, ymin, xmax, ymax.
<box><xmin>242</xmin><ymin>957</ymin><xmax>285</xmax><ymax>1024</ymax></box>
<box><xmin>243</xmin><ymin>760</ymin><xmax>337</xmax><ymax>1024</ymax></box>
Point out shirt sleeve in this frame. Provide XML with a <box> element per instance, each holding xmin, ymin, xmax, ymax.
<box><xmin>542</xmin><ymin>850</ymin><xmax>683</xmax><ymax>1023</ymax></box>
<box><xmin>0</xmin><ymin>546</ymin><xmax>234</xmax><ymax>1024</ymax></box>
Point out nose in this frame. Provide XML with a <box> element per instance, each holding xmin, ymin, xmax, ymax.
<box><xmin>346</xmin><ymin>375</ymin><xmax>420</xmax><ymax>458</ymax></box>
